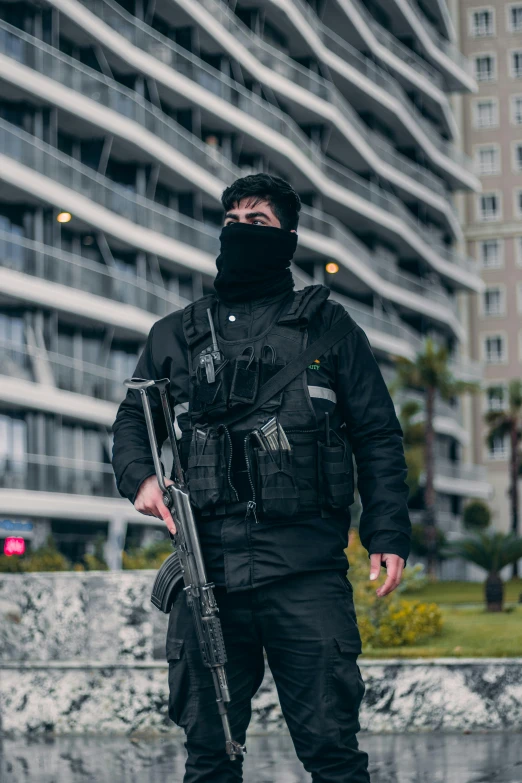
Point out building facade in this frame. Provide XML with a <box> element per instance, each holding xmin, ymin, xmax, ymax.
<box><xmin>457</xmin><ymin>0</ymin><xmax>522</xmax><ymax>533</ymax></box>
<box><xmin>0</xmin><ymin>0</ymin><xmax>487</xmax><ymax>568</ymax></box>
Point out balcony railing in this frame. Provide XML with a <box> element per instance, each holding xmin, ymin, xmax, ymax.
<box><xmin>0</xmin><ymin>455</ymin><xmax>119</xmax><ymax>497</ymax></box>
<box><xmin>0</xmin><ymin>230</ymin><xmax>190</xmax><ymax>317</ymax></box>
<box><xmin>193</xmin><ymin>0</ymin><xmax>456</xmax><ymax>193</ymax></box>
<box><xmin>0</xmin><ymin>118</ymin><xmax>220</xmax><ymax>256</ymax></box>
<box><xmin>435</xmin><ymin>458</ymin><xmax>488</xmax><ymax>484</ymax></box>
<box><xmin>299</xmin><ymin>208</ymin><xmax>458</xmax><ymax>314</ymax></box>
<box><xmin>0</xmin><ymin>21</ymin><xmax>238</xmax><ymax>186</ymax></box>
<box><xmin>401</xmin><ymin>0</ymin><xmax>473</xmax><ymax>77</ymax></box>
<box><xmin>54</xmin><ymin>0</ymin><xmax>478</xmax><ymax>273</ymax></box>
<box><xmin>0</xmin><ymin>337</ymin><xmax>134</xmax><ymax>404</ymax></box>
<box><xmin>336</xmin><ymin>0</ymin><xmax>444</xmax><ymax>87</ymax></box>
<box><xmin>291</xmin><ymin>265</ymin><xmax>423</xmax><ymax>349</ymax></box>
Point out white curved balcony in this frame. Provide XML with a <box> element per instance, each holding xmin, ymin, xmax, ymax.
<box><xmin>269</xmin><ymin>0</ymin><xmax>467</xmax><ymax>175</ymax></box>
<box><xmin>44</xmin><ymin>0</ymin><xmax>482</xmax><ymax>292</ymax></box>
<box><xmin>333</xmin><ymin>0</ymin><xmax>475</xmax><ymax>93</ymax></box>
<box><xmin>432</xmin><ymin>459</ymin><xmax>491</xmax><ymax>499</ymax></box>
<box><xmin>0</xmin><ymin>118</ymin><xmax>218</xmax><ymax>274</ymax></box>
<box><xmin>291</xmin><ymin>266</ymin><xmax>422</xmax><ymax>360</ymax></box>
<box><xmin>0</xmin><ymin>231</ymin><xmax>185</xmax><ymax>335</ymax></box>
<box><xmin>173</xmin><ymin>0</ymin><xmax>474</xmax><ymax>198</ymax></box>
<box><xmin>289</xmin><ymin>0</ymin><xmax>459</xmax><ymax>138</ymax></box>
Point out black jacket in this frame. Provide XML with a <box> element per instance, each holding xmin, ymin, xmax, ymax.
<box><xmin>112</xmin><ymin>288</ymin><xmax>411</xmax><ymax>591</ymax></box>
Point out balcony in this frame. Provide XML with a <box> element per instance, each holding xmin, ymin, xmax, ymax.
<box><xmin>47</xmin><ymin>0</ymin><xmax>480</xmax><ymax>284</ymax></box>
<box><xmin>0</xmin><ymin>21</ymin><xmax>238</xmax><ymax>190</ymax></box>
<box><xmin>0</xmin><ymin>231</ymin><xmax>189</xmax><ymax>321</ymax></box>
<box><xmin>0</xmin><ymin>337</ymin><xmax>131</xmax><ymax>406</ymax></box>
<box><xmin>359</xmin><ymin>0</ymin><xmax>475</xmax><ymax>92</ymax></box>
<box><xmin>178</xmin><ymin>0</ymin><xmax>470</xmax><ymax>195</ymax></box>
<box><xmin>0</xmin><ymin>455</ymin><xmax>119</xmax><ymax>497</ymax></box>
<box><xmin>0</xmin><ymin>118</ymin><xmax>219</xmax><ymax>264</ymax></box>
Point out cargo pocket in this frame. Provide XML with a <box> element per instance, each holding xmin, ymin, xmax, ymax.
<box><xmin>185</xmin><ymin>426</ymin><xmax>233</xmax><ymax>511</ymax></box>
<box><xmin>318</xmin><ymin>430</ymin><xmax>354</xmax><ymax>512</ymax></box>
<box><xmin>254</xmin><ymin>447</ymin><xmax>300</xmax><ymax>519</ymax></box>
<box><xmin>166</xmin><ymin>637</ymin><xmax>192</xmax><ymax>728</ymax></box>
<box><xmin>328</xmin><ymin>638</ymin><xmax>365</xmax><ymax>734</ymax></box>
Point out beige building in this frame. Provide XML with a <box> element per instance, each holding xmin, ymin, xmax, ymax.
<box><xmin>457</xmin><ymin>0</ymin><xmax>522</xmax><ymax>533</ymax></box>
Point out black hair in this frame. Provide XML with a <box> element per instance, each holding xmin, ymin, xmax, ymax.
<box><xmin>221</xmin><ymin>173</ymin><xmax>301</xmax><ymax>232</ymax></box>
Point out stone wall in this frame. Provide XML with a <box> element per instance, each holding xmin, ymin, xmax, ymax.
<box><xmin>1</xmin><ymin>572</ymin><xmax>521</xmax><ymax>736</ymax></box>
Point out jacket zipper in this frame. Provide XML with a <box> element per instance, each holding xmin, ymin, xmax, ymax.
<box><xmin>220</xmin><ymin>424</ymin><xmax>239</xmax><ymax>502</ymax></box>
<box><xmin>243</xmin><ymin>433</ymin><xmax>258</xmax><ymax>523</ymax></box>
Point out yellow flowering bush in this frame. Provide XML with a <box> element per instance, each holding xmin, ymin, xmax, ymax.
<box><xmin>346</xmin><ymin>529</ymin><xmax>443</xmax><ymax>649</ymax></box>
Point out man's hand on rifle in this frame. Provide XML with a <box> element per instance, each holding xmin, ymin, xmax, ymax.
<box><xmin>369</xmin><ymin>553</ymin><xmax>405</xmax><ymax>598</ymax></box>
<box><xmin>134</xmin><ymin>475</ymin><xmax>177</xmax><ymax>535</ymax></box>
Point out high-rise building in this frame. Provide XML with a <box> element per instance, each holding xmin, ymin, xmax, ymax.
<box><xmin>0</xmin><ymin>0</ymin><xmax>487</xmax><ymax>568</ymax></box>
<box><xmin>456</xmin><ymin>0</ymin><xmax>522</xmax><ymax>534</ymax></box>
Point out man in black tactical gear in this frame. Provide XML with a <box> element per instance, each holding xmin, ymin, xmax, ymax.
<box><xmin>112</xmin><ymin>174</ymin><xmax>411</xmax><ymax>783</ymax></box>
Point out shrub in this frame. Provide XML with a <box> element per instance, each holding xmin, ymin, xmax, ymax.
<box><xmin>122</xmin><ymin>538</ymin><xmax>173</xmax><ymax>570</ymax></box>
<box><xmin>409</xmin><ymin>521</ymin><xmax>447</xmax><ymax>559</ymax></box>
<box><xmin>346</xmin><ymin>529</ymin><xmax>443</xmax><ymax>649</ymax></box>
<box><xmin>0</xmin><ymin>535</ymin><xmax>71</xmax><ymax>573</ymax></box>
<box><xmin>463</xmin><ymin>500</ymin><xmax>491</xmax><ymax>531</ymax></box>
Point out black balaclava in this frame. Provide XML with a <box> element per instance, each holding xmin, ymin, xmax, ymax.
<box><xmin>213</xmin><ymin>222</ymin><xmax>298</xmax><ymax>303</ymax></box>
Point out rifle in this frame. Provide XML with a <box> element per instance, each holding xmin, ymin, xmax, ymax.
<box><xmin>123</xmin><ymin>377</ymin><xmax>246</xmax><ymax>761</ymax></box>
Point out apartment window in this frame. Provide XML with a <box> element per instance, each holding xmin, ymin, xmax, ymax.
<box><xmin>475</xmin><ymin>54</ymin><xmax>496</xmax><ymax>81</ymax></box>
<box><xmin>470</xmin><ymin>8</ymin><xmax>495</xmax><ymax>36</ymax></box>
<box><xmin>516</xmin><ymin>236</ymin><xmax>522</xmax><ymax>266</ymax></box>
<box><xmin>513</xmin><ymin>142</ymin><xmax>522</xmax><ymax>171</ymax></box>
<box><xmin>475</xmin><ymin>145</ymin><xmax>500</xmax><ymax>175</ymax></box>
<box><xmin>487</xmin><ymin>385</ymin><xmax>506</xmax><ymax>411</ymax></box>
<box><xmin>515</xmin><ymin>188</ymin><xmax>522</xmax><ymax>216</ymax></box>
<box><xmin>508</xmin><ymin>4</ymin><xmax>522</xmax><ymax>32</ymax></box>
<box><xmin>483</xmin><ymin>286</ymin><xmax>505</xmax><ymax>316</ymax></box>
<box><xmin>512</xmin><ymin>96</ymin><xmax>522</xmax><ymax>125</ymax></box>
<box><xmin>0</xmin><ymin>414</ymin><xmax>27</xmax><ymax>476</ymax></box>
<box><xmin>479</xmin><ymin>238</ymin><xmax>503</xmax><ymax>268</ymax></box>
<box><xmin>511</xmin><ymin>50</ymin><xmax>522</xmax><ymax>78</ymax></box>
<box><xmin>478</xmin><ymin>192</ymin><xmax>501</xmax><ymax>221</ymax></box>
<box><xmin>483</xmin><ymin>334</ymin><xmax>506</xmax><ymax>363</ymax></box>
<box><xmin>489</xmin><ymin>433</ymin><xmax>508</xmax><ymax>460</ymax></box>
<box><xmin>473</xmin><ymin>98</ymin><xmax>498</xmax><ymax>128</ymax></box>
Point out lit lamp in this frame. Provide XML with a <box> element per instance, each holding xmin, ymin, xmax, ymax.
<box><xmin>325</xmin><ymin>262</ymin><xmax>339</xmax><ymax>274</ymax></box>
<box><xmin>57</xmin><ymin>211</ymin><xmax>72</xmax><ymax>223</ymax></box>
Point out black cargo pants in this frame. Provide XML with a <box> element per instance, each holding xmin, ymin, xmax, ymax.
<box><xmin>165</xmin><ymin>569</ymin><xmax>370</xmax><ymax>783</ymax></box>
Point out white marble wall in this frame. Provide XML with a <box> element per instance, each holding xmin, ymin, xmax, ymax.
<box><xmin>1</xmin><ymin>572</ymin><xmax>521</xmax><ymax>737</ymax></box>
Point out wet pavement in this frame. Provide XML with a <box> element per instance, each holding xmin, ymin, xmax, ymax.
<box><xmin>2</xmin><ymin>732</ymin><xmax>522</xmax><ymax>782</ymax></box>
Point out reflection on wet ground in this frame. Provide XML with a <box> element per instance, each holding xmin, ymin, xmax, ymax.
<box><xmin>2</xmin><ymin>732</ymin><xmax>522</xmax><ymax>782</ymax></box>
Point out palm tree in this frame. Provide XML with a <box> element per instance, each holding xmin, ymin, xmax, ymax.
<box><xmin>444</xmin><ymin>531</ymin><xmax>522</xmax><ymax>611</ymax></box>
<box><xmin>392</xmin><ymin>339</ymin><xmax>479</xmax><ymax>577</ymax></box>
<box><xmin>485</xmin><ymin>379</ymin><xmax>522</xmax><ymax>578</ymax></box>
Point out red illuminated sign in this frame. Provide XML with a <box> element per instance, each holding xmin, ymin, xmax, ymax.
<box><xmin>4</xmin><ymin>537</ymin><xmax>25</xmax><ymax>556</ymax></box>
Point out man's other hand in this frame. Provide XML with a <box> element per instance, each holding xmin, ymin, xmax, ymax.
<box><xmin>134</xmin><ymin>475</ymin><xmax>177</xmax><ymax>535</ymax></box>
<box><xmin>369</xmin><ymin>553</ymin><xmax>405</xmax><ymax>597</ymax></box>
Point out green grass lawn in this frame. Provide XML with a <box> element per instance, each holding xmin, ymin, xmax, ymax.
<box><xmin>401</xmin><ymin>578</ymin><xmax>522</xmax><ymax>606</ymax></box>
<box><xmin>359</xmin><ymin>580</ymin><xmax>522</xmax><ymax>659</ymax></box>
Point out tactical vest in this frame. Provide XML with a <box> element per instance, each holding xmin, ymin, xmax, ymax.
<box><xmin>176</xmin><ymin>284</ymin><xmax>354</xmax><ymax>522</ymax></box>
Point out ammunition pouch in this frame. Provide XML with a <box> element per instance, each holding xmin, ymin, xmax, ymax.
<box><xmin>253</xmin><ymin>446</ymin><xmax>300</xmax><ymax>519</ymax></box>
<box><xmin>317</xmin><ymin>431</ymin><xmax>354</xmax><ymax>511</ymax></box>
<box><xmin>185</xmin><ymin>425</ymin><xmax>238</xmax><ymax>511</ymax></box>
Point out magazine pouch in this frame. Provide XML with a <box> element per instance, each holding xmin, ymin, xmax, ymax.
<box><xmin>317</xmin><ymin>427</ymin><xmax>354</xmax><ymax>511</ymax></box>
<box><xmin>254</xmin><ymin>446</ymin><xmax>300</xmax><ymax>519</ymax></box>
<box><xmin>185</xmin><ymin>426</ymin><xmax>231</xmax><ymax>511</ymax></box>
